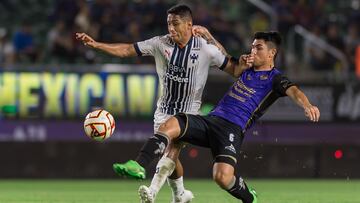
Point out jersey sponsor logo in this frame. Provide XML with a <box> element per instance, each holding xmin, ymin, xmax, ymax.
<box><xmin>237</xmin><ymin>80</ymin><xmax>256</xmax><ymax>94</ymax></box>
<box><xmin>229</xmin><ymin>91</ymin><xmax>246</xmax><ymax>102</ymax></box>
<box><xmin>165</xmin><ymin>72</ymin><xmax>189</xmax><ymax>83</ymax></box>
<box><xmin>168</xmin><ymin>63</ymin><xmax>186</xmax><ymax>73</ymax></box>
<box><xmin>234</xmin><ymin>85</ymin><xmax>252</xmax><ymax>98</ymax></box>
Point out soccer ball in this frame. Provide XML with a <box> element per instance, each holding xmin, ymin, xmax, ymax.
<box><xmin>84</xmin><ymin>109</ymin><xmax>115</xmax><ymax>141</ymax></box>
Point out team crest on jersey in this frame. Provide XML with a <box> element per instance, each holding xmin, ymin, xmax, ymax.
<box><xmin>247</xmin><ymin>75</ymin><xmax>252</xmax><ymax>80</ymax></box>
<box><xmin>190</xmin><ymin>53</ymin><xmax>199</xmax><ymax>63</ymax></box>
<box><xmin>260</xmin><ymin>75</ymin><xmax>268</xmax><ymax>80</ymax></box>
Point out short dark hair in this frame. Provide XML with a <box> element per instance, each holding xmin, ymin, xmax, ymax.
<box><xmin>167</xmin><ymin>4</ymin><xmax>192</xmax><ymax>21</ymax></box>
<box><xmin>254</xmin><ymin>31</ymin><xmax>282</xmax><ymax>48</ymax></box>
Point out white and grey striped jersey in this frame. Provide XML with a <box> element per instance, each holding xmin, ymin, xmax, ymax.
<box><xmin>134</xmin><ymin>35</ymin><xmax>228</xmax><ymax>130</ymax></box>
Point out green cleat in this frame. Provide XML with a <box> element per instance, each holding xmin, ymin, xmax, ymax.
<box><xmin>113</xmin><ymin>160</ymin><xmax>146</xmax><ymax>180</ymax></box>
<box><xmin>249</xmin><ymin>188</ymin><xmax>258</xmax><ymax>203</ymax></box>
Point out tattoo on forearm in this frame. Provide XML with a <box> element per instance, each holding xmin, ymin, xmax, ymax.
<box><xmin>199</xmin><ymin>31</ymin><xmax>228</xmax><ymax>56</ymax></box>
<box><xmin>205</xmin><ymin>37</ymin><xmax>227</xmax><ymax>56</ymax></box>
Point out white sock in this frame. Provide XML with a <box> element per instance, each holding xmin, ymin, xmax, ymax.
<box><xmin>167</xmin><ymin>176</ymin><xmax>185</xmax><ymax>196</ymax></box>
<box><xmin>149</xmin><ymin>157</ymin><xmax>175</xmax><ymax>195</ymax></box>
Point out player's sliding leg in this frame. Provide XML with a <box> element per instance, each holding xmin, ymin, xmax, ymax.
<box><xmin>225</xmin><ymin>176</ymin><xmax>257</xmax><ymax>203</ymax></box>
<box><xmin>213</xmin><ymin>162</ymin><xmax>257</xmax><ymax>203</ymax></box>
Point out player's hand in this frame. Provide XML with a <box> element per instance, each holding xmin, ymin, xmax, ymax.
<box><xmin>239</xmin><ymin>54</ymin><xmax>254</xmax><ymax>68</ymax></box>
<box><xmin>304</xmin><ymin>105</ymin><xmax>320</xmax><ymax>122</ymax></box>
<box><xmin>192</xmin><ymin>25</ymin><xmax>211</xmax><ymax>40</ymax></box>
<box><xmin>75</xmin><ymin>32</ymin><xmax>98</xmax><ymax>48</ymax></box>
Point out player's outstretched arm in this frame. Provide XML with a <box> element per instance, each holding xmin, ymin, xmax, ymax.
<box><xmin>285</xmin><ymin>86</ymin><xmax>320</xmax><ymax>122</ymax></box>
<box><xmin>75</xmin><ymin>33</ymin><xmax>137</xmax><ymax>57</ymax></box>
<box><xmin>192</xmin><ymin>26</ymin><xmax>253</xmax><ymax>78</ymax></box>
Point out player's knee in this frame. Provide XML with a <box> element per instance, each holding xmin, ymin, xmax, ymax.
<box><xmin>158</xmin><ymin>117</ymin><xmax>181</xmax><ymax>140</ymax></box>
<box><xmin>213</xmin><ymin>170</ymin><xmax>233</xmax><ymax>189</ymax></box>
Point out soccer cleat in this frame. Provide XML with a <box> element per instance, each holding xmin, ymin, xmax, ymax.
<box><xmin>112</xmin><ymin>160</ymin><xmax>146</xmax><ymax>180</ymax></box>
<box><xmin>249</xmin><ymin>188</ymin><xmax>258</xmax><ymax>203</ymax></box>
<box><xmin>171</xmin><ymin>189</ymin><xmax>194</xmax><ymax>203</ymax></box>
<box><xmin>138</xmin><ymin>185</ymin><xmax>155</xmax><ymax>203</ymax></box>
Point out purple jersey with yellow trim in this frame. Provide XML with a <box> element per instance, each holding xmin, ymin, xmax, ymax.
<box><xmin>209</xmin><ymin>67</ymin><xmax>295</xmax><ymax>131</ymax></box>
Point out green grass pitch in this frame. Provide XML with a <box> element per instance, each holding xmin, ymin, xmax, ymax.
<box><xmin>0</xmin><ymin>179</ymin><xmax>359</xmax><ymax>203</ymax></box>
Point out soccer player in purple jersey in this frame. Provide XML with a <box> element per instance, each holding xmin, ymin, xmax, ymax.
<box><xmin>138</xmin><ymin>31</ymin><xmax>320</xmax><ymax>203</ymax></box>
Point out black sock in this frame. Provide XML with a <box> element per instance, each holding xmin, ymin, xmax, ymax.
<box><xmin>135</xmin><ymin>133</ymin><xmax>169</xmax><ymax>168</ymax></box>
<box><xmin>226</xmin><ymin>176</ymin><xmax>254</xmax><ymax>203</ymax></box>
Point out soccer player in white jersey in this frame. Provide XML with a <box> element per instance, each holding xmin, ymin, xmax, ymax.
<box><xmin>76</xmin><ymin>4</ymin><xmax>245</xmax><ymax>203</ymax></box>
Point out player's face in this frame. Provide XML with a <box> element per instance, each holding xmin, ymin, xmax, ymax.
<box><xmin>167</xmin><ymin>14</ymin><xmax>192</xmax><ymax>43</ymax></box>
<box><xmin>251</xmin><ymin>39</ymin><xmax>275</xmax><ymax>67</ymax></box>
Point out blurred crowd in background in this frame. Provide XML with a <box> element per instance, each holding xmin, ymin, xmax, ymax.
<box><xmin>0</xmin><ymin>0</ymin><xmax>360</xmax><ymax>79</ymax></box>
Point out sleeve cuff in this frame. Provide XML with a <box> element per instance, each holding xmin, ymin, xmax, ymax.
<box><xmin>133</xmin><ymin>43</ymin><xmax>142</xmax><ymax>56</ymax></box>
<box><xmin>219</xmin><ymin>57</ymin><xmax>229</xmax><ymax>70</ymax></box>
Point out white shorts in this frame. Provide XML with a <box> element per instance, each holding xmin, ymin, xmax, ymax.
<box><xmin>153</xmin><ymin>109</ymin><xmax>198</xmax><ymax>133</ymax></box>
<box><xmin>153</xmin><ymin>109</ymin><xmax>172</xmax><ymax>133</ymax></box>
